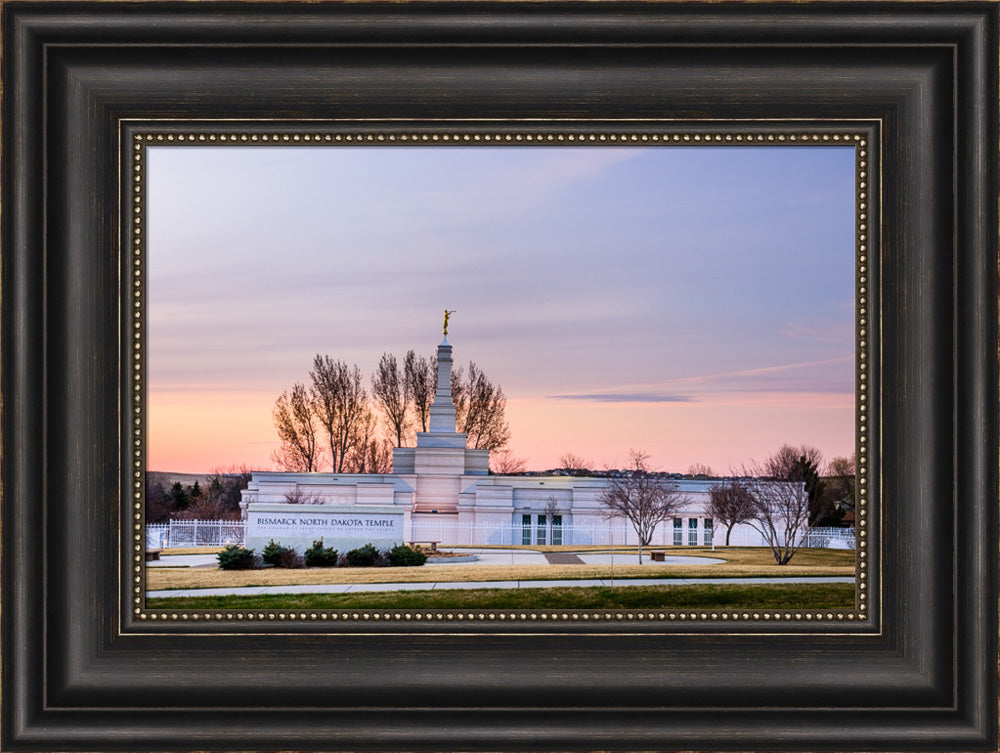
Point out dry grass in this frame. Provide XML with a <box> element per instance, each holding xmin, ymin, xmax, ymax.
<box><xmin>146</xmin><ymin>546</ymin><xmax>855</xmax><ymax>591</ymax></box>
<box><xmin>669</xmin><ymin>546</ymin><xmax>855</xmax><ymax>567</ymax></box>
<box><xmin>159</xmin><ymin>546</ymin><xmax>224</xmax><ymax>556</ymax></box>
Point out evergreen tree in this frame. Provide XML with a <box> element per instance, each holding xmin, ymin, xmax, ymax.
<box><xmin>790</xmin><ymin>455</ymin><xmax>827</xmax><ymax>526</ymax></box>
<box><xmin>208</xmin><ymin>475</ymin><xmax>224</xmax><ymax>497</ymax></box>
<box><xmin>169</xmin><ymin>481</ymin><xmax>190</xmax><ymax>510</ymax></box>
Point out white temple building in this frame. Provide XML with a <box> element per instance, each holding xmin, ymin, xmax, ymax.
<box><xmin>241</xmin><ymin>337</ymin><xmax>766</xmax><ymax>550</ymax></box>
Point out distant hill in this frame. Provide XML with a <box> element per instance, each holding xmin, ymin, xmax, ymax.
<box><xmin>146</xmin><ymin>471</ymin><xmax>215</xmax><ymax>489</ymax></box>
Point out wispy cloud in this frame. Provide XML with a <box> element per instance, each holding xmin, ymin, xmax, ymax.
<box><xmin>551</xmin><ymin>356</ymin><xmax>855</xmax><ymax>404</ymax></box>
<box><xmin>659</xmin><ymin>356</ymin><xmax>853</xmax><ymax>387</ymax></box>
<box><xmin>548</xmin><ymin>392</ymin><xmax>694</xmax><ymax>404</ymax></box>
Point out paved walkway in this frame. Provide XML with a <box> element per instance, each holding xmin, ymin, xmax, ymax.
<box><xmin>148</xmin><ymin>576</ymin><xmax>854</xmax><ymax>599</ymax></box>
<box><xmin>577</xmin><ymin>553</ymin><xmax>726</xmax><ymax>566</ymax></box>
<box><xmin>543</xmin><ymin>552</ymin><xmax>586</xmax><ymax>564</ymax></box>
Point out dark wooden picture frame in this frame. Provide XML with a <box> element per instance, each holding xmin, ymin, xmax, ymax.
<box><xmin>3</xmin><ymin>2</ymin><xmax>997</xmax><ymax>751</ymax></box>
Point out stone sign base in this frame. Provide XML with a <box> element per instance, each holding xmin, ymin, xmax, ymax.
<box><xmin>244</xmin><ymin>503</ymin><xmax>406</xmax><ymax>555</ymax></box>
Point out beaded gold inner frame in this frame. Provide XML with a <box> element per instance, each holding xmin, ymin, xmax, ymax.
<box><xmin>126</xmin><ymin>121</ymin><xmax>877</xmax><ymax>632</ymax></box>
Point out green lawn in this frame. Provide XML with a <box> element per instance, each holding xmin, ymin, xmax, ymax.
<box><xmin>147</xmin><ymin>582</ymin><xmax>855</xmax><ymax>611</ymax></box>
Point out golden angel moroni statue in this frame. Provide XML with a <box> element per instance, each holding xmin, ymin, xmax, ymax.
<box><xmin>443</xmin><ymin>309</ymin><xmax>456</xmax><ymax>336</ymax></box>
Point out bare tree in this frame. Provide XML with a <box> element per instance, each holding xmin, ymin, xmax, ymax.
<box><xmin>765</xmin><ymin>444</ymin><xmax>823</xmax><ymax>479</ymax></box>
<box><xmin>357</xmin><ymin>437</ymin><xmax>393</xmax><ymax>474</ymax></box>
<box><xmin>598</xmin><ymin>450</ymin><xmax>688</xmax><ymax>564</ymax></box>
<box><xmin>205</xmin><ymin>465</ymin><xmax>256</xmax><ymax>516</ymax></box>
<box><xmin>490</xmin><ymin>447</ymin><xmax>528</xmax><ymax>474</ymax></box>
<box><xmin>345</xmin><ymin>405</ymin><xmax>393</xmax><ymax>473</ymax></box>
<box><xmin>174</xmin><ymin>493</ymin><xmax>242</xmax><ymax>521</ymax></box>
<box><xmin>372</xmin><ymin>352</ymin><xmax>410</xmax><ymax>447</ymax></box>
<box><xmin>543</xmin><ymin>496</ymin><xmax>564</xmax><ymax>544</ymax></box>
<box><xmin>283</xmin><ymin>489</ymin><xmax>324</xmax><ymax>504</ymax></box>
<box><xmin>761</xmin><ymin>444</ymin><xmax>828</xmax><ymax>527</ymax></box>
<box><xmin>403</xmin><ymin>349</ymin><xmax>435</xmax><ymax>433</ymax></box>
<box><xmin>209</xmin><ymin>463</ymin><xmax>259</xmax><ymax>477</ymax></box>
<box><xmin>449</xmin><ymin>361</ymin><xmax>511</xmax><ymax>451</ymax></box>
<box><xmin>207</xmin><ymin>467</ymin><xmax>255</xmax><ymax>514</ymax></box>
<box><xmin>345</xmin><ymin>403</ymin><xmax>376</xmax><ymax>472</ymax></box>
<box><xmin>821</xmin><ymin>453</ymin><xmax>856</xmax><ymax>526</ymax></box>
<box><xmin>826</xmin><ymin>454</ymin><xmax>856</xmax><ymax>478</ymax></box>
<box><xmin>742</xmin><ymin>458</ymin><xmax>811</xmax><ymax>565</ymax></box>
<box><xmin>687</xmin><ymin>462</ymin><xmax>715</xmax><ymax>477</ymax></box>
<box><xmin>145</xmin><ymin>477</ymin><xmax>172</xmax><ymax>524</ymax></box>
<box><xmin>558</xmin><ymin>452</ymin><xmax>592</xmax><ymax>471</ymax></box>
<box><xmin>271</xmin><ymin>383</ymin><xmax>324</xmax><ymax>472</ymax></box>
<box><xmin>310</xmin><ymin>355</ymin><xmax>368</xmax><ymax>473</ymax></box>
<box><xmin>173</xmin><ymin>472</ymin><xmax>253</xmax><ymax>521</ymax></box>
<box><xmin>708</xmin><ymin>478</ymin><xmax>755</xmax><ymax>545</ymax></box>
<box><xmin>449</xmin><ymin>363</ymin><xmax>466</xmax><ymax>423</ymax></box>
<box><xmin>544</xmin><ymin>495</ymin><xmax>562</xmax><ymax>522</ymax></box>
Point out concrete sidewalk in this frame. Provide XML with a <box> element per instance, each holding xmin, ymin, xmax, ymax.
<box><xmin>148</xmin><ymin>576</ymin><xmax>854</xmax><ymax>599</ymax></box>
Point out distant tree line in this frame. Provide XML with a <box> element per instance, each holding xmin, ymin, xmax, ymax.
<box><xmin>272</xmin><ymin>350</ymin><xmax>512</xmax><ymax>474</ymax></box>
<box><xmin>146</xmin><ymin>467</ymin><xmax>253</xmax><ymax>523</ymax></box>
<box><xmin>596</xmin><ymin>444</ymin><xmax>856</xmax><ymax>566</ymax></box>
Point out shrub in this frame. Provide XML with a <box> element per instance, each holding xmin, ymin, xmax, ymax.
<box><xmin>274</xmin><ymin>547</ymin><xmax>305</xmax><ymax>568</ymax></box>
<box><xmin>261</xmin><ymin>538</ymin><xmax>293</xmax><ymax>566</ymax></box>
<box><xmin>344</xmin><ymin>542</ymin><xmax>383</xmax><ymax>567</ymax></box>
<box><xmin>217</xmin><ymin>544</ymin><xmax>258</xmax><ymax>570</ymax></box>
<box><xmin>387</xmin><ymin>543</ymin><xmax>428</xmax><ymax>567</ymax></box>
<box><xmin>260</xmin><ymin>538</ymin><xmax>307</xmax><ymax>568</ymax></box>
<box><xmin>304</xmin><ymin>539</ymin><xmax>338</xmax><ymax>567</ymax></box>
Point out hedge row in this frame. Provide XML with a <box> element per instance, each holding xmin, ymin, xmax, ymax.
<box><xmin>216</xmin><ymin>540</ymin><xmax>428</xmax><ymax>570</ymax></box>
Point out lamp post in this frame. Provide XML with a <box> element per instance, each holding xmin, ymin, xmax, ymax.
<box><xmin>609</xmin><ymin>523</ymin><xmax>615</xmax><ymax>588</ymax></box>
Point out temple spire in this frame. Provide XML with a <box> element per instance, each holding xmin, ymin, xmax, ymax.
<box><xmin>429</xmin><ymin>331</ymin><xmax>457</xmax><ymax>433</ymax></box>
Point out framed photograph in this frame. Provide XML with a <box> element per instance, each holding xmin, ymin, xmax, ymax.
<box><xmin>3</xmin><ymin>2</ymin><xmax>997</xmax><ymax>752</ymax></box>
<box><xmin>141</xmin><ymin>130</ymin><xmax>861</xmax><ymax>613</ymax></box>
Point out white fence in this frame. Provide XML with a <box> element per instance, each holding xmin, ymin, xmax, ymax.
<box><xmin>405</xmin><ymin>520</ymin><xmax>855</xmax><ymax>549</ymax></box>
<box><xmin>799</xmin><ymin>526</ymin><xmax>856</xmax><ymax>550</ymax></box>
<box><xmin>410</xmin><ymin>520</ymin><xmax>638</xmax><ymax>547</ymax></box>
<box><xmin>145</xmin><ymin>518</ymin><xmax>854</xmax><ymax>551</ymax></box>
<box><xmin>146</xmin><ymin>519</ymin><xmax>244</xmax><ymax>549</ymax></box>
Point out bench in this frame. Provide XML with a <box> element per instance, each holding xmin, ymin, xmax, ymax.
<box><xmin>649</xmin><ymin>550</ymin><xmax>666</xmax><ymax>562</ymax></box>
<box><xmin>408</xmin><ymin>541</ymin><xmax>439</xmax><ymax>553</ymax></box>
<box><xmin>145</xmin><ymin>548</ymin><xmax>162</xmax><ymax>562</ymax></box>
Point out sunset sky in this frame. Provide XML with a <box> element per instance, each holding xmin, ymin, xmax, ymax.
<box><xmin>147</xmin><ymin>144</ymin><xmax>856</xmax><ymax>474</ymax></box>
